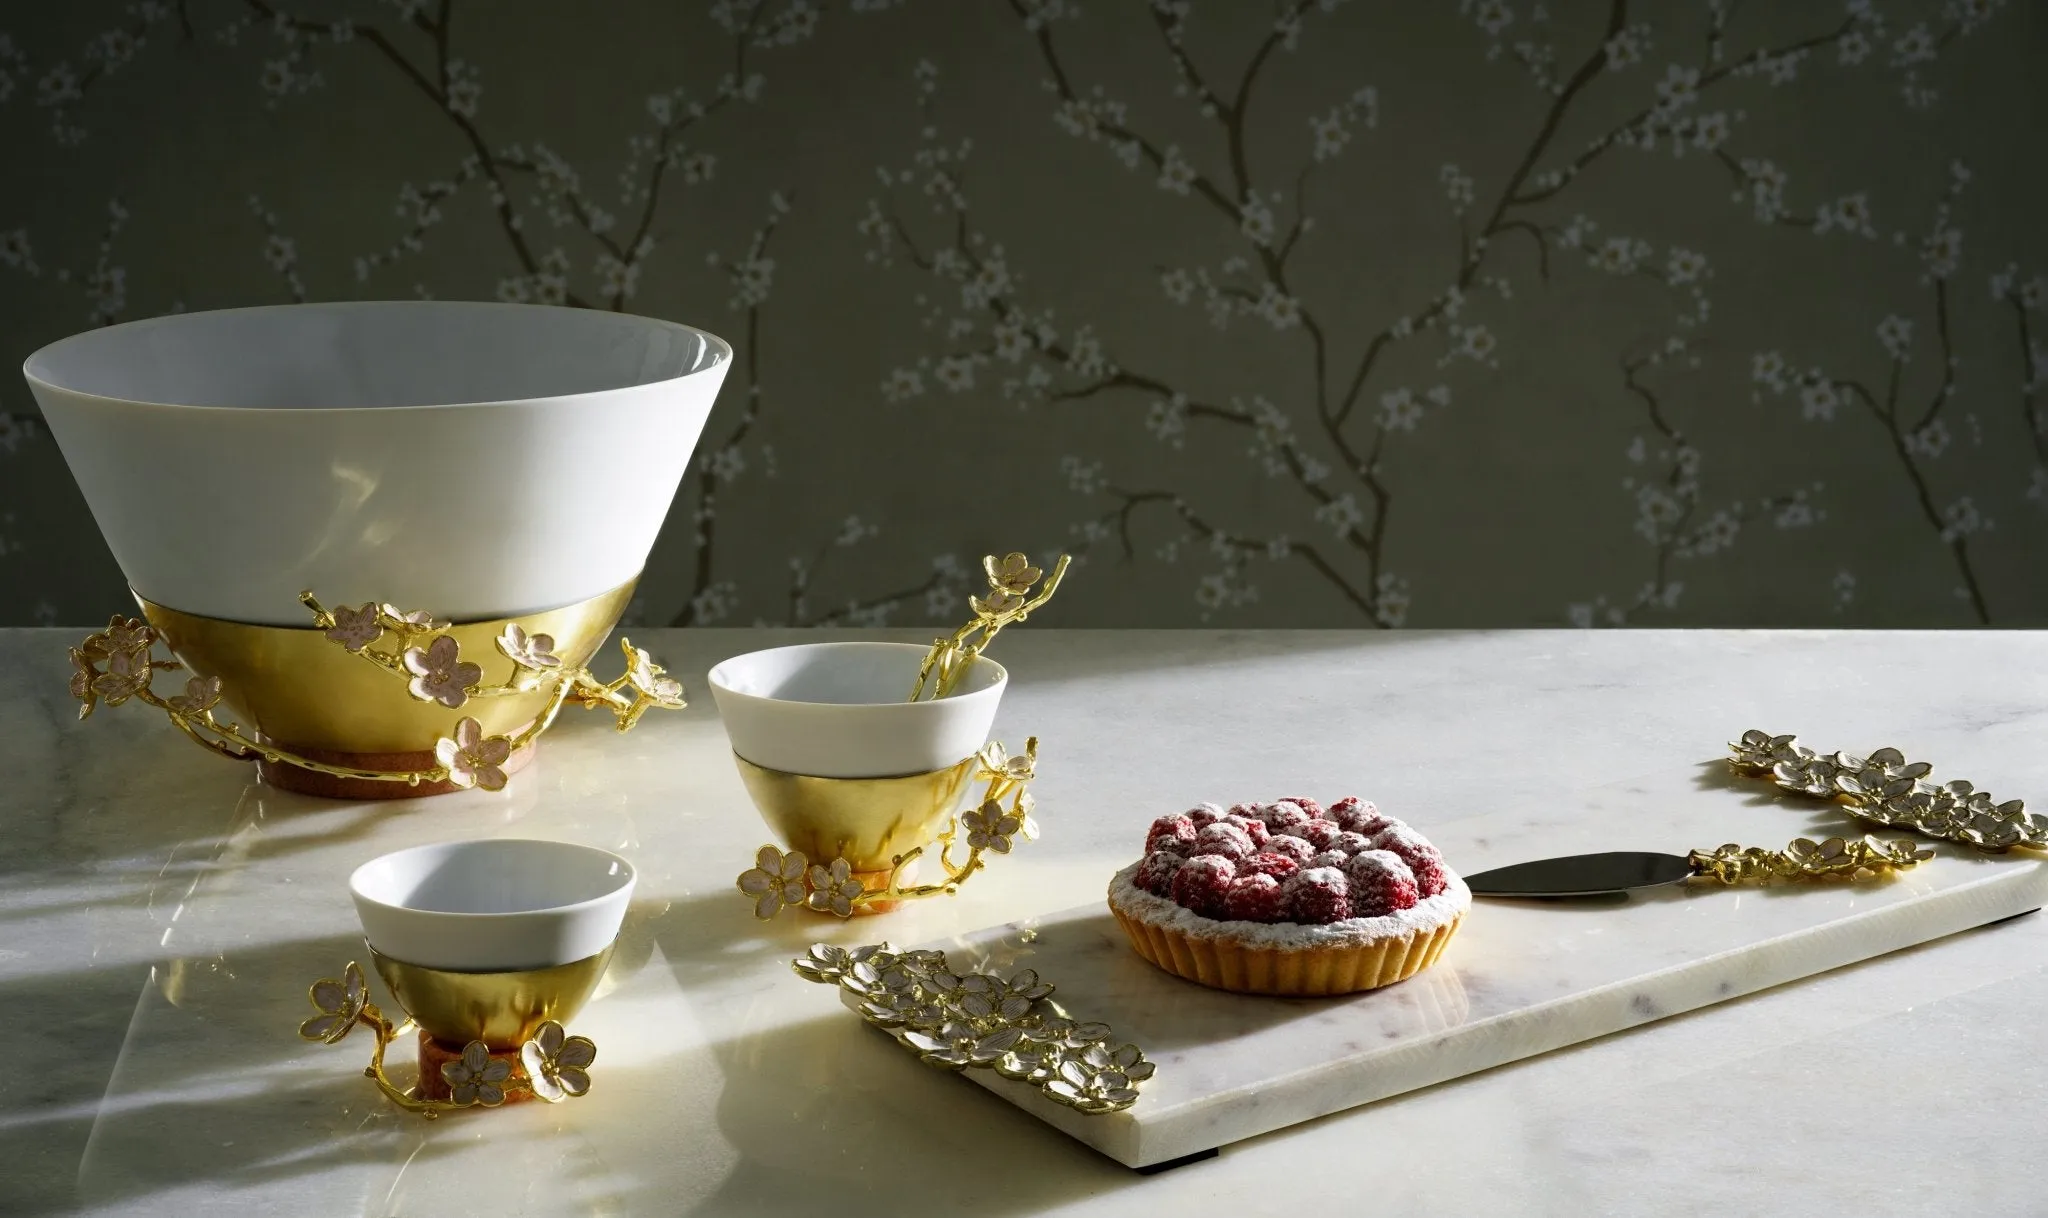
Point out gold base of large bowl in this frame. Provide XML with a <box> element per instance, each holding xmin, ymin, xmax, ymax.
<box><xmin>732</xmin><ymin>752</ymin><xmax>977</xmax><ymax>904</ymax></box>
<box><xmin>369</xmin><ymin>944</ymin><xmax>615</xmax><ymax>1051</ymax></box>
<box><xmin>137</xmin><ymin>580</ymin><xmax>634</xmax><ymax>798</ymax></box>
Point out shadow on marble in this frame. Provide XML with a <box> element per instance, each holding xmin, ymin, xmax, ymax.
<box><xmin>631</xmin><ymin>886</ymin><xmax>1034</xmax><ymax>1000</ymax></box>
<box><xmin>0</xmin><ymin>933</ymin><xmax>443</xmax><ymax>1214</ymax></box>
<box><xmin>699</xmin><ymin>1007</ymin><xmax>1138</xmax><ymax>1213</ymax></box>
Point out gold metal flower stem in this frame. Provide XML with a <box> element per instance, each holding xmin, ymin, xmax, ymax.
<box><xmin>736</xmin><ymin>738</ymin><xmax>1042</xmax><ymax>918</ymax></box>
<box><xmin>341</xmin><ymin>1002</ymin><xmax>549</xmax><ymax>1117</ymax></box>
<box><xmin>910</xmin><ymin>553</ymin><xmax>1072</xmax><ymax>702</ymax></box>
<box><xmin>841</xmin><ymin>740</ymin><xmax>1035</xmax><ymax>908</ymax></box>
<box><xmin>302</xmin><ymin>592</ymin><xmax>568</xmax><ymax>702</ymax></box>
<box><xmin>69</xmin><ymin>602</ymin><xmax>688</xmax><ymax>791</ymax></box>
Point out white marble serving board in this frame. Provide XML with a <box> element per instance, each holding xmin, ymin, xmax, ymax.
<box><xmin>861</xmin><ymin>804</ymin><xmax>2048</xmax><ymax>1169</ymax></box>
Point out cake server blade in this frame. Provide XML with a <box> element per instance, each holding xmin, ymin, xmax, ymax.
<box><xmin>1464</xmin><ymin>851</ymin><xmax>1696</xmax><ymax>898</ymax></box>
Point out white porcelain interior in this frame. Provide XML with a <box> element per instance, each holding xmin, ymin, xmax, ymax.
<box><xmin>349</xmin><ymin>838</ymin><xmax>636</xmax><ymax>972</ymax></box>
<box><xmin>707</xmin><ymin>641</ymin><xmax>1006</xmax><ymax>778</ymax></box>
<box><xmin>23</xmin><ymin>302</ymin><xmax>730</xmax><ymax>624</ymax></box>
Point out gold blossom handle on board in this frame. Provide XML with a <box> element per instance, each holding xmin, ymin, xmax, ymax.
<box><xmin>1728</xmin><ymin>730</ymin><xmax>2048</xmax><ymax>853</ymax></box>
<box><xmin>295</xmin><ymin>962</ymin><xmax>598</xmax><ymax>1115</ymax></box>
<box><xmin>790</xmin><ymin>941</ymin><xmax>1153</xmax><ymax>1115</ymax></box>
<box><xmin>737</xmin><ymin>738</ymin><xmax>1041</xmax><ymax>918</ymax></box>
<box><xmin>1685</xmin><ymin>835</ymin><xmax>1934</xmax><ymax>884</ymax></box>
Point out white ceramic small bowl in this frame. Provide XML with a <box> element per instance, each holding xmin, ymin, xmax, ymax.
<box><xmin>349</xmin><ymin>839</ymin><xmax>636</xmax><ymax>972</ymax></box>
<box><xmin>23</xmin><ymin>301</ymin><xmax>729</xmax><ymax>624</ymax></box>
<box><xmin>707</xmin><ymin>641</ymin><xmax>1005</xmax><ymax>778</ymax></box>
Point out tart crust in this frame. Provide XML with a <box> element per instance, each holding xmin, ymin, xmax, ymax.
<box><xmin>1108</xmin><ymin>863</ymin><xmax>1469</xmax><ymax>997</ymax></box>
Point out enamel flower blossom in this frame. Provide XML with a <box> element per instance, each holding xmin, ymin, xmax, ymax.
<box><xmin>167</xmin><ymin>675</ymin><xmax>223</xmax><ymax>716</ymax></box>
<box><xmin>441</xmin><ymin>1041</ymin><xmax>514</xmax><ymax>1107</ymax></box>
<box><xmin>434</xmin><ymin>716</ymin><xmax>514</xmax><ymax>791</ymax></box>
<box><xmin>738</xmin><ymin>845</ymin><xmax>811</xmax><ymax>918</ymax></box>
<box><xmin>520</xmin><ymin>1020</ymin><xmax>597</xmax><ymax>1102</ymax></box>
<box><xmin>961</xmin><ymin>797</ymin><xmax>1025</xmax><ymax>854</ymax></box>
<box><xmin>323</xmin><ymin>602</ymin><xmax>383</xmax><ymax>652</ymax></box>
<box><xmin>403</xmin><ymin>635</ymin><xmax>482</xmax><ymax>708</ymax></box>
<box><xmin>804</xmin><ymin>858</ymin><xmax>867</xmax><ymax>917</ymax></box>
<box><xmin>497</xmin><ymin>622</ymin><xmax>562</xmax><ymax>670</ymax></box>
<box><xmin>298</xmin><ymin>962</ymin><xmax>369</xmax><ymax>1044</ymax></box>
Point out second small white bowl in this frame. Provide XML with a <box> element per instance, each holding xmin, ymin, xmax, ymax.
<box><xmin>707</xmin><ymin>641</ymin><xmax>1005</xmax><ymax>778</ymax></box>
<box><xmin>350</xmin><ymin>839</ymin><xmax>636</xmax><ymax>972</ymax></box>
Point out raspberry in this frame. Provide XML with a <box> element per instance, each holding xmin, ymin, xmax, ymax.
<box><xmin>1344</xmin><ymin>849</ymin><xmax>1419</xmax><ymax>915</ymax></box>
<box><xmin>1329</xmin><ymin>797</ymin><xmax>1396</xmax><ymax>837</ymax></box>
<box><xmin>1223</xmin><ymin>873</ymin><xmax>1289</xmax><ymax>923</ymax></box>
<box><xmin>1185</xmin><ymin>802</ymin><xmax>1225</xmax><ymax>830</ymax></box>
<box><xmin>1308</xmin><ymin>850</ymin><xmax>1349</xmax><ymax>870</ymax></box>
<box><xmin>1285</xmin><ymin>819</ymin><xmax>1341</xmax><ymax>851</ymax></box>
<box><xmin>1282</xmin><ymin>866</ymin><xmax>1352</xmax><ymax>924</ymax></box>
<box><xmin>1170</xmin><ymin>854</ymin><xmax>1237</xmax><ymax>918</ymax></box>
<box><xmin>1256</xmin><ymin>801</ymin><xmax>1313</xmax><ymax>835</ymax></box>
<box><xmin>1195</xmin><ymin>822</ymin><xmax>1256</xmax><ymax>862</ymax></box>
<box><xmin>1135</xmin><ymin>850</ymin><xmax>1186</xmax><ymax>896</ymax></box>
<box><xmin>1276</xmin><ymin>796</ymin><xmax>1324</xmax><ymax>819</ymax></box>
<box><xmin>1263</xmin><ymin>835</ymin><xmax>1314</xmax><ymax>865</ymax></box>
<box><xmin>1222</xmin><ymin>814</ymin><xmax>1272</xmax><ymax>848</ymax></box>
<box><xmin>1240</xmin><ymin>851</ymin><xmax>1303</xmax><ymax>882</ymax></box>
<box><xmin>1372</xmin><ymin>826</ymin><xmax>1450</xmax><ymax>897</ymax></box>
<box><xmin>1406</xmin><ymin>854</ymin><xmax>1449</xmax><ymax>897</ymax></box>
<box><xmin>1146</xmin><ymin>814</ymin><xmax>1197</xmax><ymax>854</ymax></box>
<box><xmin>1327</xmin><ymin>831</ymin><xmax>1374</xmax><ymax>857</ymax></box>
<box><xmin>1152</xmin><ymin>832</ymin><xmax>1198</xmax><ymax>859</ymax></box>
<box><xmin>1226</xmin><ymin>802</ymin><xmax>1264</xmax><ymax>819</ymax></box>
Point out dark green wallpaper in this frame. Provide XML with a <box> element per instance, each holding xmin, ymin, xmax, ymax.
<box><xmin>3</xmin><ymin>0</ymin><xmax>2044</xmax><ymax>627</ymax></box>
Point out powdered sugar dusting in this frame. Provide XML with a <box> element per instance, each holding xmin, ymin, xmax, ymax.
<box><xmin>1111</xmin><ymin>862</ymin><xmax>1470</xmax><ymax>948</ymax></box>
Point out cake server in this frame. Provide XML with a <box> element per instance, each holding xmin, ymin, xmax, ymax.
<box><xmin>1465</xmin><ymin>835</ymin><xmax>1933</xmax><ymax>898</ymax></box>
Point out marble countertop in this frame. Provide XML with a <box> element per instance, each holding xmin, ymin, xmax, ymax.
<box><xmin>3</xmin><ymin>627</ymin><xmax>2045</xmax><ymax>1216</ymax></box>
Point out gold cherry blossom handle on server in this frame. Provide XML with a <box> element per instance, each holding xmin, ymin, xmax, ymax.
<box><xmin>1729</xmin><ymin>730</ymin><xmax>2047</xmax><ymax>853</ymax></box>
<box><xmin>1685</xmin><ymin>835</ymin><xmax>1933</xmax><ymax>884</ymax></box>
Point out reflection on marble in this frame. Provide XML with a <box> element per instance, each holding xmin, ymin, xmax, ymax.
<box><xmin>4</xmin><ymin>628</ymin><xmax>2048</xmax><ymax>1215</ymax></box>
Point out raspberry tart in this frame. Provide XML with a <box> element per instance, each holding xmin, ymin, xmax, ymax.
<box><xmin>1109</xmin><ymin>797</ymin><xmax>1469</xmax><ymax>996</ymax></box>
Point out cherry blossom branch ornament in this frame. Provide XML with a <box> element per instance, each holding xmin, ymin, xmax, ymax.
<box><xmin>295</xmin><ymin>962</ymin><xmax>599</xmax><ymax>1117</ymax></box>
<box><xmin>736</xmin><ymin>550</ymin><xmax>1070</xmax><ymax>919</ymax></box>
<box><xmin>737</xmin><ymin>737</ymin><xmax>1042</xmax><ymax>919</ymax></box>
<box><xmin>63</xmin><ymin>593</ymin><xmax>688</xmax><ymax>790</ymax></box>
<box><xmin>790</xmin><ymin>942</ymin><xmax>1153</xmax><ymax>1115</ymax></box>
<box><xmin>1728</xmin><ymin>730</ymin><xmax>2047</xmax><ymax>853</ymax></box>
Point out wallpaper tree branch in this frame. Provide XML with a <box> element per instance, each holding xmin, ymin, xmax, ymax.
<box><xmin>1</xmin><ymin>0</ymin><xmax>2042</xmax><ymax>628</ymax></box>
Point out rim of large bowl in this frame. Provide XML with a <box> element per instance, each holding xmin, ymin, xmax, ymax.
<box><xmin>707</xmin><ymin>640</ymin><xmax>1008</xmax><ymax>709</ymax></box>
<box><xmin>21</xmin><ymin>301</ymin><xmax>732</xmax><ymax>414</ymax></box>
<box><xmin>349</xmin><ymin>839</ymin><xmax>637</xmax><ymax>920</ymax></box>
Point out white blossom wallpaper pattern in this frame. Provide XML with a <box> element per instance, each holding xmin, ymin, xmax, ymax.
<box><xmin>1</xmin><ymin>0</ymin><xmax>2043</xmax><ymax>628</ymax></box>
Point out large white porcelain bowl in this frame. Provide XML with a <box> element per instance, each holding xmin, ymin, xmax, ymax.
<box><xmin>350</xmin><ymin>839</ymin><xmax>636</xmax><ymax>972</ymax></box>
<box><xmin>23</xmin><ymin>302</ymin><xmax>729</xmax><ymax>624</ymax></box>
<box><xmin>708</xmin><ymin>641</ymin><xmax>1006</xmax><ymax>778</ymax></box>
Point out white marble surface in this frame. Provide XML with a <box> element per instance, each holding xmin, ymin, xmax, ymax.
<box><xmin>4</xmin><ymin>628</ymin><xmax>2048</xmax><ymax>1215</ymax></box>
<box><xmin>939</xmin><ymin>845</ymin><xmax>2044</xmax><ymax>1166</ymax></box>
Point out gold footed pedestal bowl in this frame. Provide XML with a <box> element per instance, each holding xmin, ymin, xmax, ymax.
<box><xmin>298</xmin><ymin>839</ymin><xmax>634</xmax><ymax>1114</ymax></box>
<box><xmin>25</xmin><ymin>302</ymin><xmax>729</xmax><ymax>796</ymax></box>
<box><xmin>714</xmin><ymin>555</ymin><xmax>1069</xmax><ymax>919</ymax></box>
<box><xmin>733</xmin><ymin>752</ymin><xmax>984</xmax><ymax>913</ymax></box>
